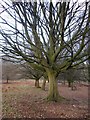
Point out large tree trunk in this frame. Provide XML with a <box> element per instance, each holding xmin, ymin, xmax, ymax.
<box><xmin>35</xmin><ymin>80</ymin><xmax>41</xmax><ymax>88</ymax></box>
<box><xmin>46</xmin><ymin>70</ymin><xmax>59</xmax><ymax>102</ymax></box>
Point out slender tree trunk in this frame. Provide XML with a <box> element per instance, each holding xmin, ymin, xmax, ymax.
<box><xmin>41</xmin><ymin>79</ymin><xmax>46</xmax><ymax>90</ymax></box>
<box><xmin>46</xmin><ymin>70</ymin><xmax>59</xmax><ymax>101</ymax></box>
<box><xmin>68</xmin><ymin>81</ymin><xmax>71</xmax><ymax>87</ymax></box>
<box><xmin>35</xmin><ymin>79</ymin><xmax>41</xmax><ymax>88</ymax></box>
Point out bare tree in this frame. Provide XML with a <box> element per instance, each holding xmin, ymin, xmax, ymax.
<box><xmin>2</xmin><ymin>60</ymin><xmax>22</xmax><ymax>83</ymax></box>
<box><xmin>20</xmin><ymin>62</ymin><xmax>43</xmax><ymax>88</ymax></box>
<box><xmin>0</xmin><ymin>1</ymin><xmax>90</xmax><ymax>101</ymax></box>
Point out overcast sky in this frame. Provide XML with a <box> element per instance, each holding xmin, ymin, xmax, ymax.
<box><xmin>0</xmin><ymin>0</ymin><xmax>88</xmax><ymax>3</ymax></box>
<box><xmin>0</xmin><ymin>0</ymin><xmax>89</xmax><ymax>57</ymax></box>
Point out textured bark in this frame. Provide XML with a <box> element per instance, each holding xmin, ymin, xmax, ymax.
<box><xmin>47</xmin><ymin>70</ymin><xmax>59</xmax><ymax>101</ymax></box>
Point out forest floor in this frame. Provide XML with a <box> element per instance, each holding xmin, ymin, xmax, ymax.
<box><xmin>2</xmin><ymin>80</ymin><xmax>89</xmax><ymax>119</ymax></box>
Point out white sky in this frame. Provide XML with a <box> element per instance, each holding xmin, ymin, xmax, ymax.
<box><xmin>0</xmin><ymin>0</ymin><xmax>88</xmax><ymax>3</ymax></box>
<box><xmin>0</xmin><ymin>0</ymin><xmax>89</xmax><ymax>57</ymax></box>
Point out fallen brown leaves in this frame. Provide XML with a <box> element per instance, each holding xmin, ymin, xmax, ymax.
<box><xmin>2</xmin><ymin>80</ymin><xmax>89</xmax><ymax>119</ymax></box>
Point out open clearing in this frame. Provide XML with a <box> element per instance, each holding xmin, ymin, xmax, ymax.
<box><xmin>2</xmin><ymin>80</ymin><xmax>89</xmax><ymax>119</ymax></box>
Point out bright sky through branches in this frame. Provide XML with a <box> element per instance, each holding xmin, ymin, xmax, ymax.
<box><xmin>0</xmin><ymin>0</ymin><xmax>89</xmax><ymax>3</ymax></box>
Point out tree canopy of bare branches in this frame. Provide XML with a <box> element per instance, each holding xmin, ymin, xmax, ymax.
<box><xmin>0</xmin><ymin>1</ymin><xmax>90</xmax><ymax>101</ymax></box>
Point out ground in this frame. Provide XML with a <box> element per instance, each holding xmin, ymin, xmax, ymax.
<box><xmin>2</xmin><ymin>80</ymin><xmax>89</xmax><ymax>119</ymax></box>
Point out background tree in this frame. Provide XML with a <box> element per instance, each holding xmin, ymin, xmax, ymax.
<box><xmin>20</xmin><ymin>62</ymin><xmax>43</xmax><ymax>88</ymax></box>
<box><xmin>58</xmin><ymin>63</ymin><xmax>89</xmax><ymax>86</ymax></box>
<box><xmin>2</xmin><ymin>60</ymin><xmax>22</xmax><ymax>83</ymax></box>
<box><xmin>66</xmin><ymin>68</ymin><xmax>75</xmax><ymax>88</ymax></box>
<box><xmin>41</xmin><ymin>72</ymin><xmax>48</xmax><ymax>90</ymax></box>
<box><xmin>0</xmin><ymin>1</ymin><xmax>90</xmax><ymax>101</ymax></box>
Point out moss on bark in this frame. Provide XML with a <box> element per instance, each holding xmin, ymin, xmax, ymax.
<box><xmin>46</xmin><ymin>69</ymin><xmax>60</xmax><ymax>102</ymax></box>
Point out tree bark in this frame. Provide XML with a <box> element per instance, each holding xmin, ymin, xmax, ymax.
<box><xmin>35</xmin><ymin>80</ymin><xmax>41</xmax><ymax>88</ymax></box>
<box><xmin>46</xmin><ymin>69</ymin><xmax>59</xmax><ymax>102</ymax></box>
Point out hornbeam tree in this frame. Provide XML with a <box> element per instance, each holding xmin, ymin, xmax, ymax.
<box><xmin>20</xmin><ymin>62</ymin><xmax>43</xmax><ymax>88</ymax></box>
<box><xmin>0</xmin><ymin>1</ymin><xmax>90</xmax><ymax>101</ymax></box>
